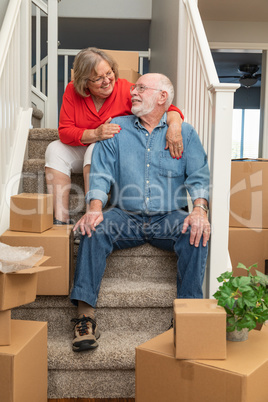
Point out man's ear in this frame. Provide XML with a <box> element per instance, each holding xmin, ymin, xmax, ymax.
<box><xmin>158</xmin><ymin>90</ymin><xmax>168</xmax><ymax>106</ymax></box>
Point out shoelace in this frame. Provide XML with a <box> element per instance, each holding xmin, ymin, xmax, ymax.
<box><xmin>168</xmin><ymin>318</ymin><xmax>174</xmax><ymax>330</ymax></box>
<box><xmin>71</xmin><ymin>315</ymin><xmax>97</xmax><ymax>336</ymax></box>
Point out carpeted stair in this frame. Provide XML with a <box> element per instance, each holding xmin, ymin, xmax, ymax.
<box><xmin>11</xmin><ymin>127</ymin><xmax>178</xmax><ymax>399</ymax></box>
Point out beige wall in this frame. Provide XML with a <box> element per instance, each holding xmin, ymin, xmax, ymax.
<box><xmin>203</xmin><ymin>21</ymin><xmax>268</xmax><ymax>47</ymax></box>
<box><xmin>149</xmin><ymin>0</ymin><xmax>180</xmax><ymax>104</ymax></box>
<box><xmin>198</xmin><ymin>0</ymin><xmax>268</xmax><ymax>23</ymax></box>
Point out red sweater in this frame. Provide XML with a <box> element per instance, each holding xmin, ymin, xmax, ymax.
<box><xmin>58</xmin><ymin>78</ymin><xmax>184</xmax><ymax>146</ymax></box>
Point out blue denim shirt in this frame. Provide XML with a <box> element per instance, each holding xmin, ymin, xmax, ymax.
<box><xmin>86</xmin><ymin>113</ymin><xmax>210</xmax><ymax>213</ymax></box>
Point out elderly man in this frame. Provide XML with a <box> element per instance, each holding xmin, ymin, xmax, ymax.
<box><xmin>70</xmin><ymin>73</ymin><xmax>210</xmax><ymax>352</ymax></box>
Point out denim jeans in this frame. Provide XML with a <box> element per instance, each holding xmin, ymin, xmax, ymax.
<box><xmin>70</xmin><ymin>207</ymin><xmax>208</xmax><ymax>308</ymax></box>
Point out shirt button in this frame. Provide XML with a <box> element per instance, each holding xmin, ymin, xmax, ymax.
<box><xmin>147</xmin><ymin>180</ymin><xmax>149</xmax><ymax>184</ymax></box>
<box><xmin>147</xmin><ymin>164</ymin><xmax>150</xmax><ymax>167</ymax></box>
<box><xmin>148</xmin><ymin>148</ymin><xmax>150</xmax><ymax>152</ymax></box>
<box><xmin>146</xmin><ymin>134</ymin><xmax>148</xmax><ymax>136</ymax></box>
<box><xmin>147</xmin><ymin>197</ymin><xmax>149</xmax><ymax>201</ymax></box>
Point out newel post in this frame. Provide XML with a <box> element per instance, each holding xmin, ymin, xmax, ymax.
<box><xmin>208</xmin><ymin>84</ymin><xmax>240</xmax><ymax>297</ymax></box>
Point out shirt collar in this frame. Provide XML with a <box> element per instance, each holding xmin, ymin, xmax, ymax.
<box><xmin>134</xmin><ymin>112</ymin><xmax>168</xmax><ymax>129</ymax></box>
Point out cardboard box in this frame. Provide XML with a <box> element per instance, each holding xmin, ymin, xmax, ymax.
<box><xmin>136</xmin><ymin>329</ymin><xmax>268</xmax><ymax>402</ymax></box>
<box><xmin>229</xmin><ymin>227</ymin><xmax>268</xmax><ymax>276</ymax></box>
<box><xmin>10</xmin><ymin>193</ymin><xmax>53</xmax><ymax>233</ymax></box>
<box><xmin>229</xmin><ymin>159</ymin><xmax>268</xmax><ymax>229</ymax></box>
<box><xmin>71</xmin><ymin>49</ymin><xmax>139</xmax><ymax>81</ymax></box>
<box><xmin>0</xmin><ymin>310</ymin><xmax>11</xmax><ymax>346</ymax></box>
<box><xmin>103</xmin><ymin>49</ymin><xmax>139</xmax><ymax>71</ymax></box>
<box><xmin>0</xmin><ymin>256</ymin><xmax>59</xmax><ymax>310</ymax></box>
<box><xmin>173</xmin><ymin>299</ymin><xmax>226</xmax><ymax>359</ymax></box>
<box><xmin>0</xmin><ymin>320</ymin><xmax>47</xmax><ymax>402</ymax></box>
<box><xmin>0</xmin><ymin>225</ymin><xmax>74</xmax><ymax>295</ymax></box>
<box><xmin>119</xmin><ymin>69</ymin><xmax>141</xmax><ymax>82</ymax></box>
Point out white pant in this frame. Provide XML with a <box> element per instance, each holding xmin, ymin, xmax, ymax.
<box><xmin>45</xmin><ymin>140</ymin><xmax>95</xmax><ymax>177</ymax></box>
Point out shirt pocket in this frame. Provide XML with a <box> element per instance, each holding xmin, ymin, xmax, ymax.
<box><xmin>159</xmin><ymin>151</ymin><xmax>184</xmax><ymax>177</ymax></box>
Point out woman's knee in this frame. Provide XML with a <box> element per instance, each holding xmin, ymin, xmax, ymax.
<box><xmin>45</xmin><ymin>140</ymin><xmax>72</xmax><ymax>177</ymax></box>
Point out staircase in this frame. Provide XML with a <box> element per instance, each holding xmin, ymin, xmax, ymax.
<box><xmin>1</xmin><ymin>0</ymin><xmax>240</xmax><ymax>396</ymax></box>
<box><xmin>11</xmin><ymin>127</ymin><xmax>177</xmax><ymax>399</ymax></box>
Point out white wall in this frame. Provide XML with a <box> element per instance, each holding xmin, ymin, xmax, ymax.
<box><xmin>149</xmin><ymin>0</ymin><xmax>180</xmax><ymax>103</ymax></box>
<box><xmin>58</xmin><ymin>0</ymin><xmax>152</xmax><ymax>19</ymax></box>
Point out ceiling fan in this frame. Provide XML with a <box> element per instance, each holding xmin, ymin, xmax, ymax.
<box><xmin>219</xmin><ymin>64</ymin><xmax>261</xmax><ymax>88</ymax></box>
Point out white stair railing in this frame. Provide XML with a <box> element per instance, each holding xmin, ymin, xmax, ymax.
<box><xmin>31</xmin><ymin>0</ymin><xmax>48</xmax><ymax>128</ymax></box>
<box><xmin>0</xmin><ymin>0</ymin><xmax>32</xmax><ymax>235</ymax></box>
<box><xmin>180</xmin><ymin>0</ymin><xmax>240</xmax><ymax>297</ymax></box>
<box><xmin>31</xmin><ymin>0</ymin><xmax>58</xmax><ymax>128</ymax></box>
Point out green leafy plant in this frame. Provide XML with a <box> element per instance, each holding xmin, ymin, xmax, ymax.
<box><xmin>213</xmin><ymin>263</ymin><xmax>268</xmax><ymax>332</ymax></box>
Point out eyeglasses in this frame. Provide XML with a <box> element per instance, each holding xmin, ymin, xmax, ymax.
<box><xmin>88</xmin><ymin>69</ymin><xmax>114</xmax><ymax>84</ymax></box>
<box><xmin>130</xmin><ymin>84</ymin><xmax>162</xmax><ymax>93</ymax></box>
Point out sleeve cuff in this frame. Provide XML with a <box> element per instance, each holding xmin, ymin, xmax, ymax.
<box><xmin>191</xmin><ymin>189</ymin><xmax>210</xmax><ymax>204</ymax></box>
<box><xmin>85</xmin><ymin>189</ymin><xmax>108</xmax><ymax>207</ymax></box>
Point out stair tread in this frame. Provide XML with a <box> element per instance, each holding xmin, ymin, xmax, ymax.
<box><xmin>79</xmin><ymin>242</ymin><xmax>177</xmax><ymax>257</ymax></box>
<box><xmin>29</xmin><ymin>128</ymin><xmax>58</xmax><ymax>140</ymax></box>
<box><xmin>17</xmin><ymin>277</ymin><xmax>176</xmax><ymax>309</ymax></box>
<box><xmin>97</xmin><ymin>277</ymin><xmax>176</xmax><ymax>307</ymax></box>
<box><xmin>48</xmin><ymin>329</ymin><xmax>164</xmax><ymax>370</ymax></box>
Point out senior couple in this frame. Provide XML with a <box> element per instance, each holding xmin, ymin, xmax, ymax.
<box><xmin>46</xmin><ymin>48</ymin><xmax>210</xmax><ymax>352</ymax></box>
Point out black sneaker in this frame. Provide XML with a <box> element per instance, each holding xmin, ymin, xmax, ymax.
<box><xmin>53</xmin><ymin>218</ymin><xmax>75</xmax><ymax>225</ymax></box>
<box><xmin>71</xmin><ymin>315</ymin><xmax>100</xmax><ymax>352</ymax></box>
<box><xmin>73</xmin><ymin>231</ymin><xmax>81</xmax><ymax>245</ymax></box>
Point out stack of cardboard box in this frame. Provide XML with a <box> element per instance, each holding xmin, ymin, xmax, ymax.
<box><xmin>71</xmin><ymin>49</ymin><xmax>141</xmax><ymax>83</ymax></box>
<box><xmin>0</xmin><ymin>251</ymin><xmax>60</xmax><ymax>401</ymax></box>
<box><xmin>0</xmin><ymin>193</ymin><xmax>74</xmax><ymax>295</ymax></box>
<box><xmin>0</xmin><ymin>193</ymin><xmax>66</xmax><ymax>400</ymax></box>
<box><xmin>229</xmin><ymin>159</ymin><xmax>268</xmax><ymax>276</ymax></box>
<box><xmin>136</xmin><ymin>299</ymin><xmax>268</xmax><ymax>402</ymax></box>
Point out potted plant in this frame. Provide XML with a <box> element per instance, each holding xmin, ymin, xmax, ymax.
<box><xmin>213</xmin><ymin>263</ymin><xmax>268</xmax><ymax>341</ymax></box>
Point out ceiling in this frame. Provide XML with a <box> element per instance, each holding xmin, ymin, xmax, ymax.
<box><xmin>198</xmin><ymin>0</ymin><xmax>268</xmax><ymax>22</ymax></box>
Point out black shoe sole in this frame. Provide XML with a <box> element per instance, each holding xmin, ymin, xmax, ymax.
<box><xmin>72</xmin><ymin>339</ymin><xmax>99</xmax><ymax>352</ymax></box>
<box><xmin>72</xmin><ymin>330</ymin><xmax>100</xmax><ymax>352</ymax></box>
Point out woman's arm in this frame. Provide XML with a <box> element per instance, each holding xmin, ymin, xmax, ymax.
<box><xmin>59</xmin><ymin>82</ymin><xmax>122</xmax><ymax>146</ymax></box>
<box><xmin>166</xmin><ymin>110</ymin><xmax>184</xmax><ymax>159</ymax></box>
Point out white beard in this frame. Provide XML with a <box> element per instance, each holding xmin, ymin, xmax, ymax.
<box><xmin>131</xmin><ymin>94</ymin><xmax>158</xmax><ymax>117</ymax></box>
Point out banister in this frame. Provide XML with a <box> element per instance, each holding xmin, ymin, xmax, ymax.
<box><xmin>181</xmin><ymin>0</ymin><xmax>240</xmax><ymax>297</ymax></box>
<box><xmin>0</xmin><ymin>0</ymin><xmax>21</xmax><ymax>79</ymax></box>
<box><xmin>0</xmin><ymin>0</ymin><xmax>32</xmax><ymax>234</ymax></box>
<box><xmin>183</xmin><ymin>0</ymin><xmax>219</xmax><ymax>86</ymax></box>
<box><xmin>32</xmin><ymin>0</ymin><xmax>48</xmax><ymax>14</ymax></box>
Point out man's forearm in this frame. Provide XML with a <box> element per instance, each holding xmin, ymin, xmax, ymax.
<box><xmin>86</xmin><ymin>199</ymin><xmax>103</xmax><ymax>213</ymax></box>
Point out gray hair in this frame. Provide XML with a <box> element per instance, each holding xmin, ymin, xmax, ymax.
<box><xmin>73</xmin><ymin>47</ymin><xmax>119</xmax><ymax>97</ymax></box>
<box><xmin>157</xmin><ymin>74</ymin><xmax>174</xmax><ymax>110</ymax></box>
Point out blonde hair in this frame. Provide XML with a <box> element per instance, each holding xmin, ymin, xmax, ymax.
<box><xmin>73</xmin><ymin>47</ymin><xmax>119</xmax><ymax>97</ymax></box>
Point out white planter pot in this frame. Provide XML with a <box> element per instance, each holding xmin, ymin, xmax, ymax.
<box><xmin>226</xmin><ymin>328</ymin><xmax>249</xmax><ymax>342</ymax></box>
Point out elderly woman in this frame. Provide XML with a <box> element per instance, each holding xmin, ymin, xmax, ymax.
<box><xmin>45</xmin><ymin>47</ymin><xmax>184</xmax><ymax>225</ymax></box>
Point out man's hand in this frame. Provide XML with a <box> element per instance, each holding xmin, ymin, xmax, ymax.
<box><xmin>165</xmin><ymin>111</ymin><xmax>183</xmax><ymax>159</ymax></box>
<box><xmin>73</xmin><ymin>200</ymin><xmax>103</xmax><ymax>237</ymax></box>
<box><xmin>182</xmin><ymin>208</ymin><xmax>210</xmax><ymax>247</ymax></box>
